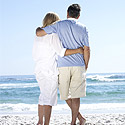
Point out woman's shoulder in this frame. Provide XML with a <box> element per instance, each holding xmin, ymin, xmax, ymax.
<box><xmin>34</xmin><ymin>34</ymin><xmax>53</xmax><ymax>41</ymax></box>
<box><xmin>51</xmin><ymin>33</ymin><xmax>58</xmax><ymax>37</ymax></box>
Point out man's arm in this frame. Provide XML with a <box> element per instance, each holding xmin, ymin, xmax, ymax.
<box><xmin>36</xmin><ymin>27</ymin><xmax>47</xmax><ymax>36</ymax></box>
<box><xmin>84</xmin><ymin>46</ymin><xmax>90</xmax><ymax>70</ymax></box>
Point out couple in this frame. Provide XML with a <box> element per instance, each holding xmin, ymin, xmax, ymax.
<box><xmin>33</xmin><ymin>4</ymin><xmax>90</xmax><ymax>125</ymax></box>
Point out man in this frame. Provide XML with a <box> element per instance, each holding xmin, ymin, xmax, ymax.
<box><xmin>36</xmin><ymin>4</ymin><xmax>90</xmax><ymax>125</ymax></box>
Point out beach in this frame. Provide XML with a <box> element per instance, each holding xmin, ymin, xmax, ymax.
<box><xmin>0</xmin><ymin>113</ymin><xmax>125</xmax><ymax>125</ymax></box>
<box><xmin>0</xmin><ymin>73</ymin><xmax>125</xmax><ymax>124</ymax></box>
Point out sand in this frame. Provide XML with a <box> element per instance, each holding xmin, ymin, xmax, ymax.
<box><xmin>0</xmin><ymin>113</ymin><xmax>125</xmax><ymax>125</ymax></box>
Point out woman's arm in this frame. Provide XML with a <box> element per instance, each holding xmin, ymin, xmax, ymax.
<box><xmin>64</xmin><ymin>47</ymin><xmax>84</xmax><ymax>56</ymax></box>
<box><xmin>52</xmin><ymin>34</ymin><xmax>84</xmax><ymax>57</ymax></box>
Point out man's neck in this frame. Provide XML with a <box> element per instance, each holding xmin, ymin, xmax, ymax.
<box><xmin>67</xmin><ymin>15</ymin><xmax>76</xmax><ymax>19</ymax></box>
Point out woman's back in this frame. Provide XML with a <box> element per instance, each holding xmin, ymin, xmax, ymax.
<box><xmin>33</xmin><ymin>33</ymin><xmax>66</xmax><ymax>76</ymax></box>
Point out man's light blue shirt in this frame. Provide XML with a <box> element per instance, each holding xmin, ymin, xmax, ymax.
<box><xmin>43</xmin><ymin>18</ymin><xmax>89</xmax><ymax>67</ymax></box>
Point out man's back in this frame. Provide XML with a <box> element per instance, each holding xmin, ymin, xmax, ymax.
<box><xmin>43</xmin><ymin>18</ymin><xmax>89</xmax><ymax>67</ymax></box>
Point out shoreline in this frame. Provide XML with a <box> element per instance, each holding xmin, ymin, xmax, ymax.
<box><xmin>1</xmin><ymin>103</ymin><xmax>125</xmax><ymax>115</ymax></box>
<box><xmin>0</xmin><ymin>113</ymin><xmax>125</xmax><ymax>125</ymax></box>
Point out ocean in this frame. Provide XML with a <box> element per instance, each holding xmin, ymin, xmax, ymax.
<box><xmin>0</xmin><ymin>73</ymin><xmax>125</xmax><ymax>115</ymax></box>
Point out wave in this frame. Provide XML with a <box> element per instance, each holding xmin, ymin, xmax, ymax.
<box><xmin>0</xmin><ymin>83</ymin><xmax>38</xmax><ymax>89</ymax></box>
<box><xmin>0</xmin><ymin>103</ymin><xmax>37</xmax><ymax>113</ymax></box>
<box><xmin>1</xmin><ymin>103</ymin><xmax>125</xmax><ymax>114</ymax></box>
<box><xmin>87</xmin><ymin>73</ymin><xmax>125</xmax><ymax>82</ymax></box>
<box><xmin>0</xmin><ymin>73</ymin><xmax>125</xmax><ymax>85</ymax></box>
<box><xmin>0</xmin><ymin>75</ymin><xmax>37</xmax><ymax>83</ymax></box>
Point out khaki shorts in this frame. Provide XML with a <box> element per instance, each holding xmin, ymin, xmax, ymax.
<box><xmin>58</xmin><ymin>66</ymin><xmax>86</xmax><ymax>100</ymax></box>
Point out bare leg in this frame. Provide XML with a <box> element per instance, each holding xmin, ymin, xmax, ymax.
<box><xmin>37</xmin><ymin>104</ymin><xmax>44</xmax><ymax>125</ymax></box>
<box><xmin>78</xmin><ymin>113</ymin><xmax>86</xmax><ymax>125</ymax></box>
<box><xmin>66</xmin><ymin>99</ymin><xmax>82</xmax><ymax>120</ymax></box>
<box><xmin>66</xmin><ymin>99</ymin><xmax>86</xmax><ymax>125</ymax></box>
<box><xmin>68</xmin><ymin>98</ymin><xmax>80</xmax><ymax>124</ymax></box>
<box><xmin>44</xmin><ymin>105</ymin><xmax>52</xmax><ymax>125</ymax></box>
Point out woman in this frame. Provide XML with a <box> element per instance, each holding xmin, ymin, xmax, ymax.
<box><xmin>33</xmin><ymin>12</ymin><xmax>84</xmax><ymax>125</ymax></box>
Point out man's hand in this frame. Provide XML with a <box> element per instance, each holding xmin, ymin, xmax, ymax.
<box><xmin>84</xmin><ymin>46</ymin><xmax>90</xmax><ymax>71</ymax></box>
<box><xmin>85</xmin><ymin>64</ymin><xmax>88</xmax><ymax>70</ymax></box>
<box><xmin>78</xmin><ymin>47</ymin><xmax>84</xmax><ymax>54</ymax></box>
<box><xmin>36</xmin><ymin>27</ymin><xmax>47</xmax><ymax>36</ymax></box>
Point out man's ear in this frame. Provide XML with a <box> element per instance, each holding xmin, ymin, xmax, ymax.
<box><xmin>67</xmin><ymin>12</ymin><xmax>70</xmax><ymax>18</ymax></box>
<box><xmin>76</xmin><ymin>14</ymin><xmax>80</xmax><ymax>19</ymax></box>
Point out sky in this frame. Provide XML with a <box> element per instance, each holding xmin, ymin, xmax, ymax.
<box><xmin>0</xmin><ymin>0</ymin><xmax>125</xmax><ymax>75</ymax></box>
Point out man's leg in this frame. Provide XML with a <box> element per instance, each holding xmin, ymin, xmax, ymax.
<box><xmin>69</xmin><ymin>67</ymin><xmax>86</xmax><ymax>125</ymax></box>
<box><xmin>37</xmin><ymin>104</ymin><xmax>44</xmax><ymax>125</ymax></box>
<box><xmin>44</xmin><ymin>105</ymin><xmax>52</xmax><ymax>125</ymax></box>
<box><xmin>66</xmin><ymin>99</ymin><xmax>86</xmax><ymax>124</ymax></box>
<box><xmin>70</xmin><ymin>98</ymin><xmax>80</xmax><ymax>124</ymax></box>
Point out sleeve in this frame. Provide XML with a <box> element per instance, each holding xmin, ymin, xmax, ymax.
<box><xmin>82</xmin><ymin>27</ymin><xmax>89</xmax><ymax>47</ymax></box>
<box><xmin>51</xmin><ymin>34</ymin><xmax>66</xmax><ymax>57</ymax></box>
<box><xmin>42</xmin><ymin>22</ymin><xmax>58</xmax><ymax>34</ymax></box>
<box><xmin>32</xmin><ymin>36</ymin><xmax>43</xmax><ymax>61</ymax></box>
<box><xmin>32</xmin><ymin>37</ymin><xmax>38</xmax><ymax>61</ymax></box>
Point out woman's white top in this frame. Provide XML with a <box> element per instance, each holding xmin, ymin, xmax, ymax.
<box><xmin>33</xmin><ymin>33</ymin><xmax>66</xmax><ymax>76</ymax></box>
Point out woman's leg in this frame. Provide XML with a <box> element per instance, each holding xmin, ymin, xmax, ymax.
<box><xmin>37</xmin><ymin>104</ymin><xmax>44</xmax><ymax>125</ymax></box>
<box><xmin>44</xmin><ymin>105</ymin><xmax>52</xmax><ymax>125</ymax></box>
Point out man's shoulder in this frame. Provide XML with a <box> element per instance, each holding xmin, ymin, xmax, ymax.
<box><xmin>55</xmin><ymin>19</ymin><xmax>71</xmax><ymax>28</ymax></box>
<box><xmin>57</xmin><ymin>19</ymin><xmax>70</xmax><ymax>24</ymax></box>
<box><xmin>76</xmin><ymin>22</ymin><xmax>86</xmax><ymax>28</ymax></box>
<box><xmin>56</xmin><ymin>19</ymin><xmax>88</xmax><ymax>32</ymax></box>
<box><xmin>76</xmin><ymin>22</ymin><xmax>88</xmax><ymax>33</ymax></box>
<box><xmin>60</xmin><ymin>19</ymin><xmax>87</xmax><ymax>28</ymax></box>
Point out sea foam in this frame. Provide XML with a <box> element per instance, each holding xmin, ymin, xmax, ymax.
<box><xmin>1</xmin><ymin>103</ymin><xmax>125</xmax><ymax>114</ymax></box>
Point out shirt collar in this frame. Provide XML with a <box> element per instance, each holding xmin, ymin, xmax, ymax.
<box><xmin>67</xmin><ymin>18</ymin><xmax>78</xmax><ymax>23</ymax></box>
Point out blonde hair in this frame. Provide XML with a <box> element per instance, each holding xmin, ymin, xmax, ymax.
<box><xmin>42</xmin><ymin>12</ymin><xmax>60</xmax><ymax>28</ymax></box>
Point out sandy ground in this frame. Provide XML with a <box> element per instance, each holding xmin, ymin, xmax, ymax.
<box><xmin>0</xmin><ymin>114</ymin><xmax>125</xmax><ymax>125</ymax></box>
